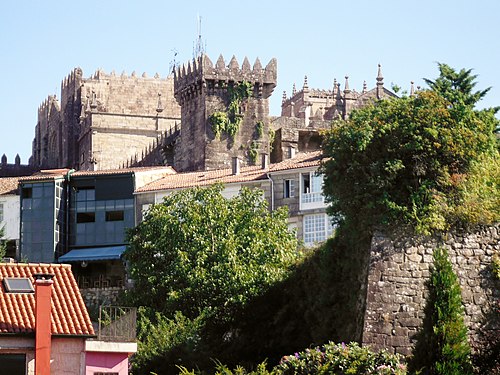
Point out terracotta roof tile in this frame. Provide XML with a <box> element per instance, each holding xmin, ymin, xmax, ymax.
<box><xmin>0</xmin><ymin>177</ymin><xmax>19</xmax><ymax>195</ymax></box>
<box><xmin>19</xmin><ymin>166</ymin><xmax>176</xmax><ymax>182</ymax></box>
<box><xmin>135</xmin><ymin>151</ymin><xmax>323</xmax><ymax>193</ymax></box>
<box><xmin>0</xmin><ymin>263</ymin><xmax>94</xmax><ymax>336</ymax></box>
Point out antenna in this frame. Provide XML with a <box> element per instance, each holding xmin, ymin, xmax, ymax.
<box><xmin>193</xmin><ymin>14</ymin><xmax>205</xmax><ymax>59</ymax></box>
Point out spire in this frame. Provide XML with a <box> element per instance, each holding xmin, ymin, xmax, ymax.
<box><xmin>282</xmin><ymin>90</ymin><xmax>287</xmax><ymax>104</ymax></box>
<box><xmin>377</xmin><ymin>63</ymin><xmax>383</xmax><ymax>83</ymax></box>
<box><xmin>242</xmin><ymin>57</ymin><xmax>251</xmax><ymax>73</ymax></box>
<box><xmin>376</xmin><ymin>64</ymin><xmax>384</xmax><ymax>99</ymax></box>
<box><xmin>303</xmin><ymin>75</ymin><xmax>309</xmax><ymax>90</ymax></box>
<box><xmin>410</xmin><ymin>81</ymin><xmax>415</xmax><ymax>96</ymax></box>
<box><xmin>292</xmin><ymin>83</ymin><xmax>297</xmax><ymax>96</ymax></box>
<box><xmin>344</xmin><ymin>76</ymin><xmax>350</xmax><ymax>93</ymax></box>
<box><xmin>362</xmin><ymin>80</ymin><xmax>367</xmax><ymax>93</ymax></box>
<box><xmin>156</xmin><ymin>93</ymin><xmax>164</xmax><ymax>114</ymax></box>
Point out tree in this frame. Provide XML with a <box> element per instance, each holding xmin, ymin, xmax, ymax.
<box><xmin>124</xmin><ymin>184</ymin><xmax>299</xmax><ymax>322</ymax></box>
<box><xmin>410</xmin><ymin>247</ymin><xmax>473</xmax><ymax>375</ymax></box>
<box><xmin>320</xmin><ymin>66</ymin><xmax>498</xmax><ymax>235</ymax></box>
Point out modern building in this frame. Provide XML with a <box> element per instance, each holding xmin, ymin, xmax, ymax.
<box><xmin>18</xmin><ymin>167</ymin><xmax>174</xmax><ymax>291</ymax></box>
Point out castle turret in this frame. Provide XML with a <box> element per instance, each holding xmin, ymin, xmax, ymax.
<box><xmin>174</xmin><ymin>54</ymin><xmax>277</xmax><ymax>172</ymax></box>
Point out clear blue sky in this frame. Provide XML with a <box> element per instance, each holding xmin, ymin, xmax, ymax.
<box><xmin>1</xmin><ymin>0</ymin><xmax>499</xmax><ymax>163</ymax></box>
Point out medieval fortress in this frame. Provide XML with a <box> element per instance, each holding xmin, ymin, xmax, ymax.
<box><xmin>0</xmin><ymin>54</ymin><xmax>394</xmax><ymax>174</ymax></box>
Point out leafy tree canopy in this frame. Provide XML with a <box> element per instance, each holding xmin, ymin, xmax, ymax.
<box><xmin>124</xmin><ymin>184</ymin><xmax>299</xmax><ymax>322</ymax></box>
<box><xmin>320</xmin><ymin>64</ymin><xmax>499</xmax><ymax>235</ymax></box>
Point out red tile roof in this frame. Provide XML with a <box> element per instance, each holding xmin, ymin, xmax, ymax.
<box><xmin>19</xmin><ymin>166</ymin><xmax>176</xmax><ymax>182</ymax></box>
<box><xmin>0</xmin><ymin>263</ymin><xmax>94</xmax><ymax>336</ymax></box>
<box><xmin>0</xmin><ymin>177</ymin><xmax>19</xmax><ymax>195</ymax></box>
<box><xmin>135</xmin><ymin>151</ymin><xmax>323</xmax><ymax>193</ymax></box>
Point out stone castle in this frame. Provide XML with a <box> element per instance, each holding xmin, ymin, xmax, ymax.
<box><xmin>1</xmin><ymin>53</ymin><xmax>396</xmax><ymax>175</ymax></box>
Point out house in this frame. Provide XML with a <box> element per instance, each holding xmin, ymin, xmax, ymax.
<box><xmin>0</xmin><ymin>262</ymin><xmax>137</xmax><ymax>375</ymax></box>
<box><xmin>0</xmin><ymin>177</ymin><xmax>20</xmax><ymax>258</ymax></box>
<box><xmin>17</xmin><ymin>166</ymin><xmax>174</xmax><ymax>308</ymax></box>
<box><xmin>135</xmin><ymin>151</ymin><xmax>332</xmax><ymax>247</ymax></box>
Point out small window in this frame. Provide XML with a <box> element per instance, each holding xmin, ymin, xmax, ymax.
<box><xmin>22</xmin><ymin>187</ymin><xmax>33</xmax><ymax>199</ymax></box>
<box><xmin>0</xmin><ymin>202</ymin><xmax>3</xmax><ymax>222</ymax></box>
<box><xmin>106</xmin><ymin>210</ymin><xmax>124</xmax><ymax>222</ymax></box>
<box><xmin>0</xmin><ymin>354</ymin><xmax>26</xmax><ymax>374</ymax></box>
<box><xmin>3</xmin><ymin>278</ymin><xmax>34</xmax><ymax>293</ymax></box>
<box><xmin>77</xmin><ymin>212</ymin><xmax>96</xmax><ymax>223</ymax></box>
<box><xmin>284</xmin><ymin>179</ymin><xmax>295</xmax><ymax>198</ymax></box>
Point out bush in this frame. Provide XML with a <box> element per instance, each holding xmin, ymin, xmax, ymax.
<box><xmin>276</xmin><ymin>342</ymin><xmax>406</xmax><ymax>375</ymax></box>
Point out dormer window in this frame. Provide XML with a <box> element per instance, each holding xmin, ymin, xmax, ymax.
<box><xmin>3</xmin><ymin>278</ymin><xmax>34</xmax><ymax>293</ymax></box>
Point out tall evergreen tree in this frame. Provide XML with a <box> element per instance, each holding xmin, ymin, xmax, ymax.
<box><xmin>411</xmin><ymin>247</ymin><xmax>473</xmax><ymax>375</ymax></box>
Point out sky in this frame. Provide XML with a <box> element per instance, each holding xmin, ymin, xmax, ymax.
<box><xmin>1</xmin><ymin>0</ymin><xmax>499</xmax><ymax>163</ymax></box>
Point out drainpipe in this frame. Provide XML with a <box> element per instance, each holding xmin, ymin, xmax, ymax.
<box><xmin>34</xmin><ymin>273</ymin><xmax>54</xmax><ymax>375</ymax></box>
<box><xmin>266</xmin><ymin>172</ymin><xmax>274</xmax><ymax>211</ymax></box>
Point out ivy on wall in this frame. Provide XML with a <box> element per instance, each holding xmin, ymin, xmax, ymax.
<box><xmin>209</xmin><ymin>81</ymin><xmax>253</xmax><ymax>140</ymax></box>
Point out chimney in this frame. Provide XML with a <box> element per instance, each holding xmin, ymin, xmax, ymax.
<box><xmin>231</xmin><ymin>157</ymin><xmax>240</xmax><ymax>175</ymax></box>
<box><xmin>261</xmin><ymin>153</ymin><xmax>269</xmax><ymax>170</ymax></box>
<box><xmin>34</xmin><ymin>273</ymin><xmax>54</xmax><ymax>375</ymax></box>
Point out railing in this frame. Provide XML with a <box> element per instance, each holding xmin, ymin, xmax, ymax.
<box><xmin>98</xmin><ymin>306</ymin><xmax>137</xmax><ymax>342</ymax></box>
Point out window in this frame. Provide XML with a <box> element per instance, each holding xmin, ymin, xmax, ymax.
<box><xmin>22</xmin><ymin>187</ymin><xmax>32</xmax><ymax>199</ymax></box>
<box><xmin>303</xmin><ymin>214</ymin><xmax>334</xmax><ymax>246</ymax></box>
<box><xmin>77</xmin><ymin>212</ymin><xmax>96</xmax><ymax>223</ymax></box>
<box><xmin>106</xmin><ymin>210</ymin><xmax>124</xmax><ymax>221</ymax></box>
<box><xmin>283</xmin><ymin>179</ymin><xmax>295</xmax><ymax>198</ymax></box>
<box><xmin>0</xmin><ymin>202</ymin><xmax>3</xmax><ymax>222</ymax></box>
<box><xmin>0</xmin><ymin>354</ymin><xmax>26</xmax><ymax>375</ymax></box>
<box><xmin>301</xmin><ymin>172</ymin><xmax>324</xmax><ymax>204</ymax></box>
<box><xmin>3</xmin><ymin>278</ymin><xmax>34</xmax><ymax>293</ymax></box>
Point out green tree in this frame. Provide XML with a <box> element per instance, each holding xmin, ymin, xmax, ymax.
<box><xmin>411</xmin><ymin>247</ymin><xmax>473</xmax><ymax>375</ymax></box>
<box><xmin>320</xmin><ymin>66</ymin><xmax>498</xmax><ymax>235</ymax></box>
<box><xmin>124</xmin><ymin>183</ymin><xmax>299</xmax><ymax>322</ymax></box>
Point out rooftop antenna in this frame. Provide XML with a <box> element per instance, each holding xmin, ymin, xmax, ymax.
<box><xmin>193</xmin><ymin>14</ymin><xmax>206</xmax><ymax>59</ymax></box>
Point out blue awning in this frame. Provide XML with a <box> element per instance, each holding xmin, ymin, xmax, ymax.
<box><xmin>58</xmin><ymin>245</ymin><xmax>126</xmax><ymax>262</ymax></box>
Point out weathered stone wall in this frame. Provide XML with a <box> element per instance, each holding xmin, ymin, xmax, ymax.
<box><xmin>362</xmin><ymin>224</ymin><xmax>500</xmax><ymax>357</ymax></box>
<box><xmin>81</xmin><ymin>287</ymin><xmax>123</xmax><ymax>316</ymax></box>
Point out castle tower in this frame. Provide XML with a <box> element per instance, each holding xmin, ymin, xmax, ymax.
<box><xmin>174</xmin><ymin>54</ymin><xmax>277</xmax><ymax>172</ymax></box>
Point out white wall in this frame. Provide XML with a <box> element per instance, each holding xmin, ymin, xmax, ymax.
<box><xmin>0</xmin><ymin>194</ymin><xmax>19</xmax><ymax>240</ymax></box>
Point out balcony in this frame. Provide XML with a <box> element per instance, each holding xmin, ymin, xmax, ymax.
<box><xmin>97</xmin><ymin>306</ymin><xmax>137</xmax><ymax>342</ymax></box>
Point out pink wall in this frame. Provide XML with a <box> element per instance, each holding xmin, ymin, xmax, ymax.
<box><xmin>86</xmin><ymin>351</ymin><xmax>129</xmax><ymax>375</ymax></box>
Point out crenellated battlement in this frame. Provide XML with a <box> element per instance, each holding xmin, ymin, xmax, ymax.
<box><xmin>37</xmin><ymin>95</ymin><xmax>60</xmax><ymax>120</ymax></box>
<box><xmin>174</xmin><ymin>54</ymin><xmax>277</xmax><ymax>103</ymax></box>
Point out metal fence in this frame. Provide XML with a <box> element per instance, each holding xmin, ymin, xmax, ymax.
<box><xmin>98</xmin><ymin>306</ymin><xmax>137</xmax><ymax>342</ymax></box>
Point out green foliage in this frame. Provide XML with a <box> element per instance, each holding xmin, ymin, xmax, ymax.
<box><xmin>210</xmin><ymin>81</ymin><xmax>253</xmax><ymax>140</ymax></box>
<box><xmin>268</xmin><ymin>127</ymin><xmax>275</xmax><ymax>152</ymax></box>
<box><xmin>131</xmin><ymin>308</ymin><xmax>205</xmax><ymax>375</ymax></box>
<box><xmin>124</xmin><ymin>184</ymin><xmax>299</xmax><ymax>322</ymax></box>
<box><xmin>248</xmin><ymin>141</ymin><xmax>259</xmax><ymax>164</ymax></box>
<box><xmin>276</xmin><ymin>342</ymin><xmax>406</xmax><ymax>375</ymax></box>
<box><xmin>411</xmin><ymin>247</ymin><xmax>473</xmax><ymax>375</ymax></box>
<box><xmin>424</xmin><ymin>63</ymin><xmax>495</xmax><ymax>109</ymax></box>
<box><xmin>0</xmin><ymin>226</ymin><xmax>6</xmax><ymax>259</ymax></box>
<box><xmin>178</xmin><ymin>361</ymin><xmax>272</xmax><ymax>375</ymax></box>
<box><xmin>492</xmin><ymin>252</ymin><xmax>500</xmax><ymax>280</ymax></box>
<box><xmin>209</xmin><ymin>111</ymin><xmax>229</xmax><ymax>139</ymax></box>
<box><xmin>255</xmin><ymin>121</ymin><xmax>264</xmax><ymax>139</ymax></box>
<box><xmin>177</xmin><ymin>343</ymin><xmax>406</xmax><ymax>375</ymax></box>
<box><xmin>451</xmin><ymin>151</ymin><xmax>500</xmax><ymax>226</ymax></box>
<box><xmin>320</xmin><ymin>66</ymin><xmax>499</xmax><ymax>235</ymax></box>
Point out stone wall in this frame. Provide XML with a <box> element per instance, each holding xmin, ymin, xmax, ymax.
<box><xmin>81</xmin><ymin>287</ymin><xmax>124</xmax><ymax>318</ymax></box>
<box><xmin>362</xmin><ymin>224</ymin><xmax>500</xmax><ymax>356</ymax></box>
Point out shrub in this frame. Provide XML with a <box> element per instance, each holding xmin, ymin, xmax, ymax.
<box><xmin>276</xmin><ymin>342</ymin><xmax>406</xmax><ymax>375</ymax></box>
